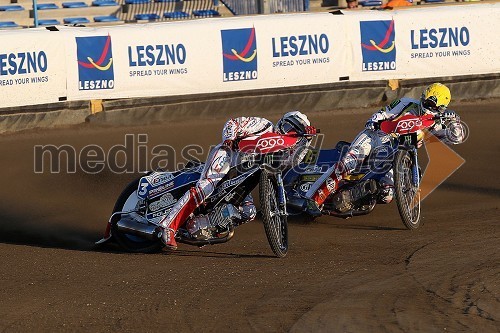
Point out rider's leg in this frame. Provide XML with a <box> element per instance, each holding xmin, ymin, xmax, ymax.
<box><xmin>305</xmin><ymin>130</ymin><xmax>377</xmax><ymax>212</ymax></box>
<box><xmin>160</xmin><ymin>144</ymin><xmax>231</xmax><ymax>249</ymax></box>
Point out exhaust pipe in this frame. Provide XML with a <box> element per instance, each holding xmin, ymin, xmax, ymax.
<box><xmin>116</xmin><ymin>216</ymin><xmax>160</xmax><ymax>240</ymax></box>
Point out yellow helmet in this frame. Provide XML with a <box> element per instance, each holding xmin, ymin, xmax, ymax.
<box><xmin>421</xmin><ymin>83</ymin><xmax>451</xmax><ymax>113</ymax></box>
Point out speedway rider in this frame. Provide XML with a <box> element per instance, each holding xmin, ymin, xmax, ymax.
<box><xmin>306</xmin><ymin>83</ymin><xmax>466</xmax><ymax>214</ymax></box>
<box><xmin>161</xmin><ymin>111</ymin><xmax>316</xmax><ymax>250</ymax></box>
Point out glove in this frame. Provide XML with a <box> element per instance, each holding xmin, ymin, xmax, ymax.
<box><xmin>365</xmin><ymin>121</ymin><xmax>379</xmax><ymax>131</ymax></box>
<box><xmin>304</xmin><ymin>126</ymin><xmax>317</xmax><ymax>136</ymax></box>
<box><xmin>441</xmin><ymin>111</ymin><xmax>458</xmax><ymax>120</ymax></box>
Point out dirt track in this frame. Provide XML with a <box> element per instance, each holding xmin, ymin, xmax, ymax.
<box><xmin>0</xmin><ymin>100</ymin><xmax>498</xmax><ymax>332</ymax></box>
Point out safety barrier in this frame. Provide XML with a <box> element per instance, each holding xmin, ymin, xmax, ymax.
<box><xmin>0</xmin><ymin>2</ymin><xmax>499</xmax><ymax>108</ymax></box>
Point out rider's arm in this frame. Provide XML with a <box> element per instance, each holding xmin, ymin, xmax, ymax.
<box><xmin>365</xmin><ymin>99</ymin><xmax>414</xmax><ymax>130</ymax></box>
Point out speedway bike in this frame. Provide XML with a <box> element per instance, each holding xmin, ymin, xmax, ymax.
<box><xmin>285</xmin><ymin>113</ymin><xmax>452</xmax><ymax>229</ymax></box>
<box><xmin>97</xmin><ymin>131</ymin><xmax>313</xmax><ymax>257</ymax></box>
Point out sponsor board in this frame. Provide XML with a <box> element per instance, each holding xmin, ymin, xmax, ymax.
<box><xmin>0</xmin><ymin>51</ymin><xmax>49</xmax><ymax>86</ymax></box>
<box><xmin>127</xmin><ymin>43</ymin><xmax>188</xmax><ymax>78</ymax></box>
<box><xmin>76</xmin><ymin>35</ymin><xmax>115</xmax><ymax>90</ymax></box>
<box><xmin>360</xmin><ymin>20</ymin><xmax>396</xmax><ymax>72</ymax></box>
<box><xmin>271</xmin><ymin>33</ymin><xmax>331</xmax><ymax>68</ymax></box>
<box><xmin>409</xmin><ymin>26</ymin><xmax>471</xmax><ymax>59</ymax></box>
<box><xmin>221</xmin><ymin>27</ymin><xmax>258</xmax><ymax>82</ymax></box>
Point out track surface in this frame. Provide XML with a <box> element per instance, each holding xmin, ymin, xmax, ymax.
<box><xmin>0</xmin><ymin>100</ymin><xmax>498</xmax><ymax>332</ymax></box>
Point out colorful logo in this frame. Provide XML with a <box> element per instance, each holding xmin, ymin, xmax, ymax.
<box><xmin>76</xmin><ymin>35</ymin><xmax>115</xmax><ymax>90</ymax></box>
<box><xmin>221</xmin><ymin>27</ymin><xmax>258</xmax><ymax>82</ymax></box>
<box><xmin>360</xmin><ymin>20</ymin><xmax>396</xmax><ymax>72</ymax></box>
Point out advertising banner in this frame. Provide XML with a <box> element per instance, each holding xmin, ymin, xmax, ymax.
<box><xmin>390</xmin><ymin>4</ymin><xmax>500</xmax><ymax>79</ymax></box>
<box><xmin>65</xmin><ymin>13</ymin><xmax>350</xmax><ymax>101</ymax></box>
<box><xmin>0</xmin><ymin>29</ymin><xmax>67</xmax><ymax>108</ymax></box>
<box><xmin>346</xmin><ymin>3</ymin><xmax>500</xmax><ymax>80</ymax></box>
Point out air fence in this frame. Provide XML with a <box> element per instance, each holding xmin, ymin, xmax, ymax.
<box><xmin>0</xmin><ymin>3</ymin><xmax>499</xmax><ymax>109</ymax></box>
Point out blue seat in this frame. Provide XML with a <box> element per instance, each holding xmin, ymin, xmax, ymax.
<box><xmin>0</xmin><ymin>21</ymin><xmax>19</xmax><ymax>28</ymax></box>
<box><xmin>125</xmin><ymin>0</ymin><xmax>150</xmax><ymax>4</ymax></box>
<box><xmin>62</xmin><ymin>2</ymin><xmax>88</xmax><ymax>8</ymax></box>
<box><xmin>94</xmin><ymin>15</ymin><xmax>120</xmax><ymax>22</ymax></box>
<box><xmin>0</xmin><ymin>5</ymin><xmax>24</xmax><ymax>11</ymax></box>
<box><xmin>135</xmin><ymin>13</ymin><xmax>160</xmax><ymax>20</ymax></box>
<box><xmin>192</xmin><ymin>9</ymin><xmax>220</xmax><ymax>17</ymax></box>
<box><xmin>64</xmin><ymin>17</ymin><xmax>90</xmax><ymax>24</ymax></box>
<box><xmin>92</xmin><ymin>0</ymin><xmax>119</xmax><ymax>6</ymax></box>
<box><xmin>359</xmin><ymin>0</ymin><xmax>382</xmax><ymax>6</ymax></box>
<box><xmin>38</xmin><ymin>19</ymin><xmax>60</xmax><ymax>25</ymax></box>
<box><xmin>37</xmin><ymin>3</ymin><xmax>59</xmax><ymax>10</ymax></box>
<box><xmin>156</xmin><ymin>0</ymin><xmax>179</xmax><ymax>2</ymax></box>
<box><xmin>163</xmin><ymin>11</ymin><xmax>189</xmax><ymax>18</ymax></box>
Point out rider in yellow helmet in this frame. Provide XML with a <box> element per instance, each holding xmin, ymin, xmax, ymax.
<box><xmin>305</xmin><ymin>83</ymin><xmax>465</xmax><ymax>215</ymax></box>
<box><xmin>420</xmin><ymin>82</ymin><xmax>451</xmax><ymax>115</ymax></box>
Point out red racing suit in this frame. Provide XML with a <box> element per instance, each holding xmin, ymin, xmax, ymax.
<box><xmin>160</xmin><ymin>117</ymin><xmax>274</xmax><ymax>234</ymax></box>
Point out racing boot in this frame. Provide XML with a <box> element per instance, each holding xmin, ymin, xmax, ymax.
<box><xmin>160</xmin><ymin>187</ymin><xmax>201</xmax><ymax>250</ymax></box>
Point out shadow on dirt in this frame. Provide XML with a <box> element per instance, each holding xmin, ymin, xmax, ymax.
<box><xmin>166</xmin><ymin>249</ymin><xmax>277</xmax><ymax>259</ymax></box>
<box><xmin>287</xmin><ymin>215</ymin><xmax>405</xmax><ymax>231</ymax></box>
<box><xmin>0</xmin><ymin>212</ymin><xmax>99</xmax><ymax>251</ymax></box>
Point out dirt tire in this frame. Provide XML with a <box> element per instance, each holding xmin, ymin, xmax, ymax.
<box><xmin>259</xmin><ymin>170</ymin><xmax>288</xmax><ymax>258</ymax></box>
<box><xmin>393</xmin><ymin>150</ymin><xmax>422</xmax><ymax>230</ymax></box>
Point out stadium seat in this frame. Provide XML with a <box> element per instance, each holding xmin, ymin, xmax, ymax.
<box><xmin>92</xmin><ymin>0</ymin><xmax>119</xmax><ymax>6</ymax></box>
<box><xmin>0</xmin><ymin>5</ymin><xmax>24</xmax><ymax>11</ymax></box>
<box><xmin>135</xmin><ymin>13</ymin><xmax>160</xmax><ymax>20</ymax></box>
<box><xmin>94</xmin><ymin>15</ymin><xmax>120</xmax><ymax>22</ymax></box>
<box><xmin>62</xmin><ymin>2</ymin><xmax>88</xmax><ymax>8</ymax></box>
<box><xmin>125</xmin><ymin>0</ymin><xmax>150</xmax><ymax>4</ymax></box>
<box><xmin>64</xmin><ymin>17</ymin><xmax>90</xmax><ymax>24</ymax></box>
<box><xmin>192</xmin><ymin>9</ymin><xmax>220</xmax><ymax>17</ymax></box>
<box><xmin>359</xmin><ymin>0</ymin><xmax>382</xmax><ymax>6</ymax></box>
<box><xmin>38</xmin><ymin>19</ymin><xmax>60</xmax><ymax>25</ymax></box>
<box><xmin>163</xmin><ymin>11</ymin><xmax>190</xmax><ymax>18</ymax></box>
<box><xmin>0</xmin><ymin>21</ymin><xmax>19</xmax><ymax>28</ymax></box>
<box><xmin>155</xmin><ymin>0</ymin><xmax>179</xmax><ymax>2</ymax></box>
<box><xmin>36</xmin><ymin>3</ymin><xmax>59</xmax><ymax>10</ymax></box>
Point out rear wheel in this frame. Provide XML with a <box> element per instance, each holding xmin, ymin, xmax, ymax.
<box><xmin>111</xmin><ymin>177</ymin><xmax>162</xmax><ymax>253</ymax></box>
<box><xmin>259</xmin><ymin>170</ymin><xmax>288</xmax><ymax>258</ymax></box>
<box><xmin>393</xmin><ymin>150</ymin><xmax>422</xmax><ymax>230</ymax></box>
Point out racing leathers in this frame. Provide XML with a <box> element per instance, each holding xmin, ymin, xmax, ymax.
<box><xmin>306</xmin><ymin>97</ymin><xmax>465</xmax><ymax>210</ymax></box>
<box><xmin>160</xmin><ymin>117</ymin><xmax>275</xmax><ymax>250</ymax></box>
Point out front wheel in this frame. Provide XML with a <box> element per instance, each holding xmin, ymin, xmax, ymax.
<box><xmin>393</xmin><ymin>150</ymin><xmax>422</xmax><ymax>230</ymax></box>
<box><xmin>259</xmin><ymin>170</ymin><xmax>288</xmax><ymax>258</ymax></box>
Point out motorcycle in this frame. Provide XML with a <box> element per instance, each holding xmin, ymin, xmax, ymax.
<box><xmin>284</xmin><ymin>113</ymin><xmax>451</xmax><ymax>230</ymax></box>
<box><xmin>96</xmin><ymin>131</ymin><xmax>313</xmax><ymax>257</ymax></box>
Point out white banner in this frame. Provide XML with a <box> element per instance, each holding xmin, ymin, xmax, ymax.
<box><xmin>0</xmin><ymin>29</ymin><xmax>67</xmax><ymax>108</ymax></box>
<box><xmin>65</xmin><ymin>13</ymin><xmax>350</xmax><ymax>101</ymax></box>
<box><xmin>346</xmin><ymin>3</ymin><xmax>500</xmax><ymax>81</ymax></box>
<box><xmin>2</xmin><ymin>4</ymin><xmax>499</xmax><ymax>108</ymax></box>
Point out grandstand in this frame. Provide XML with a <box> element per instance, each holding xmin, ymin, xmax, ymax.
<box><xmin>0</xmin><ymin>0</ymin><xmax>484</xmax><ymax>29</ymax></box>
<box><xmin>0</xmin><ymin>0</ymin><xmax>235</xmax><ymax>28</ymax></box>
